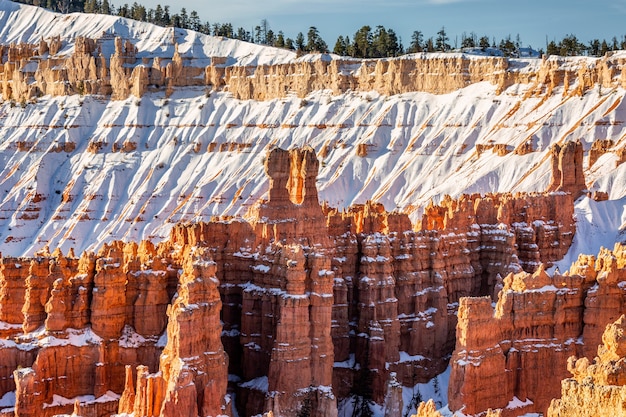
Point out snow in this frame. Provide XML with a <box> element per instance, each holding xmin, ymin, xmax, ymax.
<box><xmin>396</xmin><ymin>351</ymin><xmax>426</xmax><ymax>363</ymax></box>
<box><xmin>43</xmin><ymin>391</ymin><xmax>119</xmax><ymax>409</ymax></box>
<box><xmin>239</xmin><ymin>376</ymin><xmax>268</xmax><ymax>393</ymax></box>
<box><xmin>0</xmin><ymin>391</ymin><xmax>15</xmax><ymax>408</ymax></box>
<box><xmin>0</xmin><ymin>321</ymin><xmax>22</xmax><ymax>331</ymax></box>
<box><xmin>38</xmin><ymin>327</ymin><xmax>102</xmax><ymax>347</ymax></box>
<box><xmin>156</xmin><ymin>330</ymin><xmax>168</xmax><ymax>347</ymax></box>
<box><xmin>0</xmin><ymin>76</ymin><xmax>625</xmax><ymax>256</ymax></box>
<box><xmin>119</xmin><ymin>325</ymin><xmax>149</xmax><ymax>348</ymax></box>
<box><xmin>251</xmin><ymin>264</ymin><xmax>270</xmax><ymax>273</ymax></box>
<box><xmin>505</xmin><ymin>396</ymin><xmax>533</xmax><ymax>409</ymax></box>
<box><xmin>0</xmin><ymin>0</ymin><xmax>295</xmax><ymax>66</ymax></box>
<box><xmin>334</xmin><ymin>353</ymin><xmax>358</xmax><ymax>369</ymax></box>
<box><xmin>551</xmin><ymin>195</ymin><xmax>626</xmax><ymax>272</ymax></box>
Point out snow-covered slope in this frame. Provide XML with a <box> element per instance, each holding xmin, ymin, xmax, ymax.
<box><xmin>0</xmin><ymin>1</ymin><xmax>625</xmax><ymax>257</ymax></box>
<box><xmin>551</xmin><ymin>195</ymin><xmax>626</xmax><ymax>272</ymax></box>
<box><xmin>0</xmin><ymin>0</ymin><xmax>295</xmax><ymax>66</ymax></box>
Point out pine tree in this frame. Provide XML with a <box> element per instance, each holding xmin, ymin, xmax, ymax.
<box><xmin>499</xmin><ymin>35</ymin><xmax>517</xmax><ymax>57</ymax></box>
<box><xmin>388</xmin><ymin>29</ymin><xmax>402</xmax><ymax>55</ymax></box>
<box><xmin>189</xmin><ymin>10</ymin><xmax>200</xmax><ymax>31</ymax></box>
<box><xmin>254</xmin><ymin>25</ymin><xmax>262</xmax><ymax>43</ymax></box>
<box><xmin>479</xmin><ymin>35</ymin><xmax>490</xmax><ymax>50</ymax></box>
<box><xmin>461</xmin><ymin>32</ymin><xmax>475</xmax><ymax>48</ymax></box>
<box><xmin>546</xmin><ymin>40</ymin><xmax>559</xmax><ymax>55</ymax></box>
<box><xmin>305</xmin><ymin>26</ymin><xmax>327</xmax><ymax>52</ymax></box>
<box><xmin>179</xmin><ymin>7</ymin><xmax>188</xmax><ymax>29</ymax></box>
<box><xmin>236</xmin><ymin>27</ymin><xmax>250</xmax><ymax>42</ymax></box>
<box><xmin>266</xmin><ymin>29</ymin><xmax>275</xmax><ymax>46</ymax></box>
<box><xmin>57</xmin><ymin>0</ymin><xmax>70</xmax><ymax>13</ymax></box>
<box><xmin>84</xmin><ymin>0</ymin><xmax>97</xmax><ymax>13</ymax></box>
<box><xmin>295</xmin><ymin>32</ymin><xmax>305</xmax><ymax>52</ymax></box>
<box><xmin>353</xmin><ymin>25</ymin><xmax>372</xmax><ymax>58</ymax></box>
<box><xmin>162</xmin><ymin>5</ymin><xmax>170</xmax><ymax>25</ymax></box>
<box><xmin>435</xmin><ymin>26</ymin><xmax>450</xmax><ymax>52</ymax></box>
<box><xmin>153</xmin><ymin>4</ymin><xmax>163</xmax><ymax>24</ymax></box>
<box><xmin>333</xmin><ymin>35</ymin><xmax>347</xmax><ymax>56</ymax></box>
<box><xmin>426</xmin><ymin>37</ymin><xmax>435</xmax><ymax>52</ymax></box>
<box><xmin>371</xmin><ymin>25</ymin><xmax>388</xmax><ymax>57</ymax></box>
<box><xmin>600</xmin><ymin>39</ymin><xmax>610</xmax><ymax>55</ymax></box>
<box><xmin>588</xmin><ymin>39</ymin><xmax>600</xmax><ymax>56</ymax></box>
<box><xmin>408</xmin><ymin>30</ymin><xmax>423</xmax><ymax>53</ymax></box>
<box><xmin>275</xmin><ymin>31</ymin><xmax>285</xmax><ymax>48</ymax></box>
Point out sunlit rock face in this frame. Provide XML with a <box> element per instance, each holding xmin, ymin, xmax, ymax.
<box><xmin>449</xmin><ymin>243</ymin><xmax>626</xmax><ymax>417</ymax></box>
<box><xmin>547</xmin><ymin>315</ymin><xmax>626</xmax><ymax>417</ymax></box>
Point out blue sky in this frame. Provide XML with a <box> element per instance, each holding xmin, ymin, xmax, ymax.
<box><xmin>136</xmin><ymin>0</ymin><xmax>626</xmax><ymax>52</ymax></box>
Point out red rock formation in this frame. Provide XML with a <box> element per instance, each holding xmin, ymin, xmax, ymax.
<box><xmin>4</xmin><ymin>35</ymin><xmax>626</xmax><ymax>101</ymax></box>
<box><xmin>589</xmin><ymin>139</ymin><xmax>614</xmax><ymax>168</ymax></box>
<box><xmin>0</xmin><ymin>240</ymin><xmax>218</xmax><ymax>417</ymax></box>
<box><xmin>547</xmin><ymin>140</ymin><xmax>586</xmax><ymax>197</ymax></box>
<box><xmin>118</xmin><ymin>250</ymin><xmax>229</xmax><ymax>417</ymax></box>
<box><xmin>547</xmin><ymin>315</ymin><xmax>626</xmax><ymax>417</ymax></box>
<box><xmin>0</xmin><ymin>258</ymin><xmax>28</xmax><ymax>336</ymax></box>
<box><xmin>0</xmin><ymin>147</ymin><xmax>581</xmax><ymax>417</ymax></box>
<box><xmin>449</xmin><ymin>243</ymin><xmax>626</xmax><ymax>416</ymax></box>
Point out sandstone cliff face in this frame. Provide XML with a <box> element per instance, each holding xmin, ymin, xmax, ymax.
<box><xmin>449</xmin><ymin>243</ymin><xmax>626</xmax><ymax>416</ymax></box>
<box><xmin>3</xmin><ymin>36</ymin><xmax>626</xmax><ymax>102</ymax></box>
<box><xmin>171</xmin><ymin>147</ymin><xmax>337</xmax><ymax>417</ymax></box>
<box><xmin>547</xmin><ymin>140</ymin><xmax>586</xmax><ymax>197</ymax></box>
<box><xmin>118</xmin><ymin>250</ymin><xmax>229</xmax><ymax>417</ymax></box>
<box><xmin>0</xmin><ymin>240</ymin><xmax>228</xmax><ymax>417</ymax></box>
<box><xmin>547</xmin><ymin>315</ymin><xmax>626</xmax><ymax>417</ymax></box>
<box><xmin>177</xmin><ymin>149</ymin><xmax>575</xmax><ymax>413</ymax></box>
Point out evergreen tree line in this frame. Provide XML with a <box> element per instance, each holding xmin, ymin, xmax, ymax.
<box><xmin>547</xmin><ymin>34</ymin><xmax>626</xmax><ymax>57</ymax></box>
<box><xmin>11</xmin><ymin>0</ymin><xmax>626</xmax><ymax>58</ymax></box>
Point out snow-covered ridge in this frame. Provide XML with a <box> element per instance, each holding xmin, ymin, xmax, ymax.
<box><xmin>3</xmin><ymin>0</ymin><xmax>626</xmax><ymax>72</ymax></box>
<box><xmin>0</xmin><ymin>0</ymin><xmax>295</xmax><ymax>66</ymax></box>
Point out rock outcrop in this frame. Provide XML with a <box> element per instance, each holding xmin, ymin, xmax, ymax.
<box><xmin>547</xmin><ymin>315</ymin><xmax>626</xmax><ymax>417</ymax></box>
<box><xmin>449</xmin><ymin>243</ymin><xmax>626</xmax><ymax>416</ymax></box>
<box><xmin>118</xmin><ymin>250</ymin><xmax>229</xmax><ymax>417</ymax></box>
<box><xmin>0</xmin><ymin>241</ymin><xmax>228</xmax><ymax>417</ymax></box>
<box><xmin>547</xmin><ymin>140</ymin><xmax>586</xmax><ymax>197</ymax></box>
<box><xmin>4</xmin><ymin>35</ymin><xmax>626</xmax><ymax>101</ymax></box>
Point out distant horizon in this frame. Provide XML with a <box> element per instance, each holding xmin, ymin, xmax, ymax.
<box><xmin>130</xmin><ymin>0</ymin><xmax>626</xmax><ymax>53</ymax></box>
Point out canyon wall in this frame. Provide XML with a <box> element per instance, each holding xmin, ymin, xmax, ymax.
<box><xmin>0</xmin><ymin>147</ymin><xmax>579</xmax><ymax>416</ymax></box>
<box><xmin>3</xmin><ymin>36</ymin><xmax>626</xmax><ymax>102</ymax></box>
<box><xmin>175</xmin><ymin>148</ymin><xmax>576</xmax><ymax>413</ymax></box>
